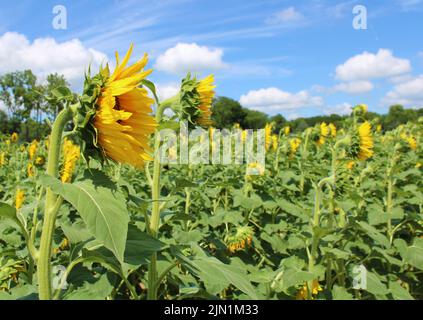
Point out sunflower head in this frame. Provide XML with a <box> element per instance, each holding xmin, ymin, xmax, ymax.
<box><xmin>328</xmin><ymin>123</ymin><xmax>337</xmax><ymax>137</ymax></box>
<box><xmin>296</xmin><ymin>280</ymin><xmax>322</xmax><ymax>300</ymax></box>
<box><xmin>348</xmin><ymin>121</ymin><xmax>374</xmax><ymax>160</ymax></box>
<box><xmin>75</xmin><ymin>44</ymin><xmax>157</xmax><ymax>168</ymax></box>
<box><xmin>289</xmin><ymin>138</ymin><xmax>301</xmax><ymax>157</ymax></box>
<box><xmin>312</xmin><ymin>122</ymin><xmax>329</xmax><ymax>145</ymax></box>
<box><xmin>176</xmin><ymin>73</ymin><xmax>216</xmax><ymax>128</ymax></box>
<box><xmin>265</xmin><ymin>123</ymin><xmax>274</xmax><ymax>150</ymax></box>
<box><xmin>28</xmin><ymin>140</ymin><xmax>38</xmax><ymax>160</ymax></box>
<box><xmin>400</xmin><ymin>133</ymin><xmax>417</xmax><ymax>151</ymax></box>
<box><xmin>353</xmin><ymin>104</ymin><xmax>368</xmax><ymax>115</ymax></box>
<box><xmin>284</xmin><ymin>126</ymin><xmax>291</xmax><ymax>136</ymax></box>
<box><xmin>27</xmin><ymin>163</ymin><xmax>34</xmax><ymax>177</ymax></box>
<box><xmin>227</xmin><ymin>226</ymin><xmax>254</xmax><ymax>253</ymax></box>
<box><xmin>15</xmin><ymin>189</ymin><xmax>25</xmax><ymax>210</ymax></box>
<box><xmin>271</xmin><ymin>135</ymin><xmax>278</xmax><ymax>151</ymax></box>
<box><xmin>11</xmin><ymin>132</ymin><xmax>18</xmax><ymax>143</ymax></box>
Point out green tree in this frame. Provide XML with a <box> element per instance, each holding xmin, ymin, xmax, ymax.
<box><xmin>211</xmin><ymin>97</ymin><xmax>246</xmax><ymax>128</ymax></box>
<box><xmin>243</xmin><ymin>109</ymin><xmax>268</xmax><ymax>129</ymax></box>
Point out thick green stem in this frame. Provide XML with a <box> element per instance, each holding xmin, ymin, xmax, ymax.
<box><xmin>38</xmin><ymin>107</ymin><xmax>72</xmax><ymax>300</ymax></box>
<box><xmin>148</xmin><ymin>104</ymin><xmax>167</xmax><ymax>300</ymax></box>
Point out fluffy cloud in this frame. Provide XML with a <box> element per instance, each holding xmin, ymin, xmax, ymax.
<box><xmin>0</xmin><ymin>32</ymin><xmax>108</xmax><ymax>86</ymax></box>
<box><xmin>333</xmin><ymin>80</ymin><xmax>374</xmax><ymax>94</ymax></box>
<box><xmin>266</xmin><ymin>7</ymin><xmax>304</xmax><ymax>24</ymax></box>
<box><xmin>383</xmin><ymin>75</ymin><xmax>423</xmax><ymax>107</ymax></box>
<box><xmin>335</xmin><ymin>49</ymin><xmax>411</xmax><ymax>81</ymax></box>
<box><xmin>0</xmin><ymin>32</ymin><xmax>108</xmax><ymax>88</ymax></box>
<box><xmin>239</xmin><ymin>87</ymin><xmax>323</xmax><ymax>113</ymax></box>
<box><xmin>155</xmin><ymin>83</ymin><xmax>180</xmax><ymax>101</ymax></box>
<box><xmin>155</xmin><ymin>43</ymin><xmax>225</xmax><ymax>75</ymax></box>
<box><xmin>323</xmin><ymin>103</ymin><xmax>353</xmax><ymax>116</ymax></box>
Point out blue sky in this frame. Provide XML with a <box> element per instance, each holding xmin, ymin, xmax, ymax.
<box><xmin>0</xmin><ymin>0</ymin><xmax>422</xmax><ymax>119</ymax></box>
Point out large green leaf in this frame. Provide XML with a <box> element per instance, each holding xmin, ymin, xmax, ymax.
<box><xmin>172</xmin><ymin>245</ymin><xmax>259</xmax><ymax>299</ymax></box>
<box><xmin>402</xmin><ymin>238</ymin><xmax>423</xmax><ymax>270</ymax></box>
<box><xmin>0</xmin><ymin>202</ymin><xmax>17</xmax><ymax>221</ymax></box>
<box><xmin>41</xmin><ymin>171</ymin><xmax>129</xmax><ymax>262</ymax></box>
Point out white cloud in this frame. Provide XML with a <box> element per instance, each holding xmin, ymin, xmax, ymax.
<box><xmin>0</xmin><ymin>32</ymin><xmax>108</xmax><ymax>88</ymax></box>
<box><xmin>239</xmin><ymin>87</ymin><xmax>323</xmax><ymax>113</ymax></box>
<box><xmin>383</xmin><ymin>75</ymin><xmax>423</xmax><ymax>107</ymax></box>
<box><xmin>335</xmin><ymin>49</ymin><xmax>411</xmax><ymax>81</ymax></box>
<box><xmin>155</xmin><ymin>83</ymin><xmax>180</xmax><ymax>101</ymax></box>
<box><xmin>155</xmin><ymin>42</ymin><xmax>225</xmax><ymax>75</ymax></box>
<box><xmin>286</xmin><ymin>113</ymin><xmax>301</xmax><ymax>120</ymax></box>
<box><xmin>266</xmin><ymin>7</ymin><xmax>304</xmax><ymax>24</ymax></box>
<box><xmin>333</xmin><ymin>80</ymin><xmax>374</xmax><ymax>94</ymax></box>
<box><xmin>323</xmin><ymin>103</ymin><xmax>353</xmax><ymax>116</ymax></box>
<box><xmin>397</xmin><ymin>0</ymin><xmax>423</xmax><ymax>10</ymax></box>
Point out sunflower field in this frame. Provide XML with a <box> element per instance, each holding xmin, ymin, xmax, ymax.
<box><xmin>0</xmin><ymin>45</ymin><xmax>422</xmax><ymax>301</ymax></box>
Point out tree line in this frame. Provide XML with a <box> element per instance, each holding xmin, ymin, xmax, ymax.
<box><xmin>1</xmin><ymin>70</ymin><xmax>422</xmax><ymax>142</ymax></box>
<box><xmin>211</xmin><ymin>96</ymin><xmax>423</xmax><ymax>133</ymax></box>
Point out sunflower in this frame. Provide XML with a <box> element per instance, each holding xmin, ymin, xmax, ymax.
<box><xmin>196</xmin><ymin>75</ymin><xmax>215</xmax><ymax>126</ymax></box>
<box><xmin>346</xmin><ymin>160</ymin><xmax>355</xmax><ymax>170</ymax></box>
<box><xmin>227</xmin><ymin>226</ymin><xmax>254</xmax><ymax>253</ymax></box>
<box><xmin>177</xmin><ymin>74</ymin><xmax>216</xmax><ymax>128</ymax></box>
<box><xmin>11</xmin><ymin>132</ymin><xmax>18</xmax><ymax>143</ymax></box>
<box><xmin>27</xmin><ymin>163</ymin><xmax>34</xmax><ymax>177</ymax></box>
<box><xmin>15</xmin><ymin>189</ymin><xmax>25</xmax><ymax>210</ymax></box>
<box><xmin>329</xmin><ymin>123</ymin><xmax>337</xmax><ymax>137</ymax></box>
<box><xmin>316</xmin><ymin>122</ymin><xmax>329</xmax><ymax>145</ymax></box>
<box><xmin>296</xmin><ymin>280</ymin><xmax>323</xmax><ymax>300</ymax></box>
<box><xmin>28</xmin><ymin>140</ymin><xmax>38</xmax><ymax>160</ymax></box>
<box><xmin>91</xmin><ymin>44</ymin><xmax>157</xmax><ymax>168</ymax></box>
<box><xmin>272</xmin><ymin>135</ymin><xmax>278</xmax><ymax>151</ymax></box>
<box><xmin>400</xmin><ymin>133</ymin><xmax>417</xmax><ymax>150</ymax></box>
<box><xmin>355</xmin><ymin>121</ymin><xmax>374</xmax><ymax>160</ymax></box>
<box><xmin>284</xmin><ymin>126</ymin><xmax>291</xmax><ymax>136</ymax></box>
<box><xmin>289</xmin><ymin>138</ymin><xmax>301</xmax><ymax>157</ymax></box>
<box><xmin>265</xmin><ymin>123</ymin><xmax>273</xmax><ymax>151</ymax></box>
<box><xmin>61</xmin><ymin>138</ymin><xmax>81</xmax><ymax>183</ymax></box>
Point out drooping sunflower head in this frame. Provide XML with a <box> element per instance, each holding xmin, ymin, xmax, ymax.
<box><xmin>227</xmin><ymin>226</ymin><xmax>254</xmax><ymax>253</ymax></box>
<box><xmin>178</xmin><ymin>73</ymin><xmax>216</xmax><ymax>128</ymax></box>
<box><xmin>348</xmin><ymin>121</ymin><xmax>374</xmax><ymax>160</ymax></box>
<box><xmin>61</xmin><ymin>138</ymin><xmax>81</xmax><ymax>183</ymax></box>
<box><xmin>313</xmin><ymin>122</ymin><xmax>329</xmax><ymax>145</ymax></box>
<box><xmin>28</xmin><ymin>140</ymin><xmax>38</xmax><ymax>160</ymax></box>
<box><xmin>284</xmin><ymin>126</ymin><xmax>291</xmax><ymax>136</ymax></box>
<box><xmin>289</xmin><ymin>138</ymin><xmax>301</xmax><ymax>157</ymax></box>
<box><xmin>27</xmin><ymin>163</ymin><xmax>34</xmax><ymax>177</ymax></box>
<box><xmin>296</xmin><ymin>280</ymin><xmax>322</xmax><ymax>300</ymax></box>
<box><xmin>272</xmin><ymin>134</ymin><xmax>278</xmax><ymax>151</ymax></box>
<box><xmin>15</xmin><ymin>189</ymin><xmax>25</xmax><ymax>210</ymax></box>
<box><xmin>11</xmin><ymin>132</ymin><xmax>18</xmax><ymax>143</ymax></box>
<box><xmin>400</xmin><ymin>133</ymin><xmax>417</xmax><ymax>151</ymax></box>
<box><xmin>328</xmin><ymin>123</ymin><xmax>337</xmax><ymax>137</ymax></box>
<box><xmin>265</xmin><ymin>123</ymin><xmax>273</xmax><ymax>150</ymax></box>
<box><xmin>76</xmin><ymin>44</ymin><xmax>157</xmax><ymax>168</ymax></box>
<box><xmin>353</xmin><ymin>104</ymin><xmax>368</xmax><ymax>115</ymax></box>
